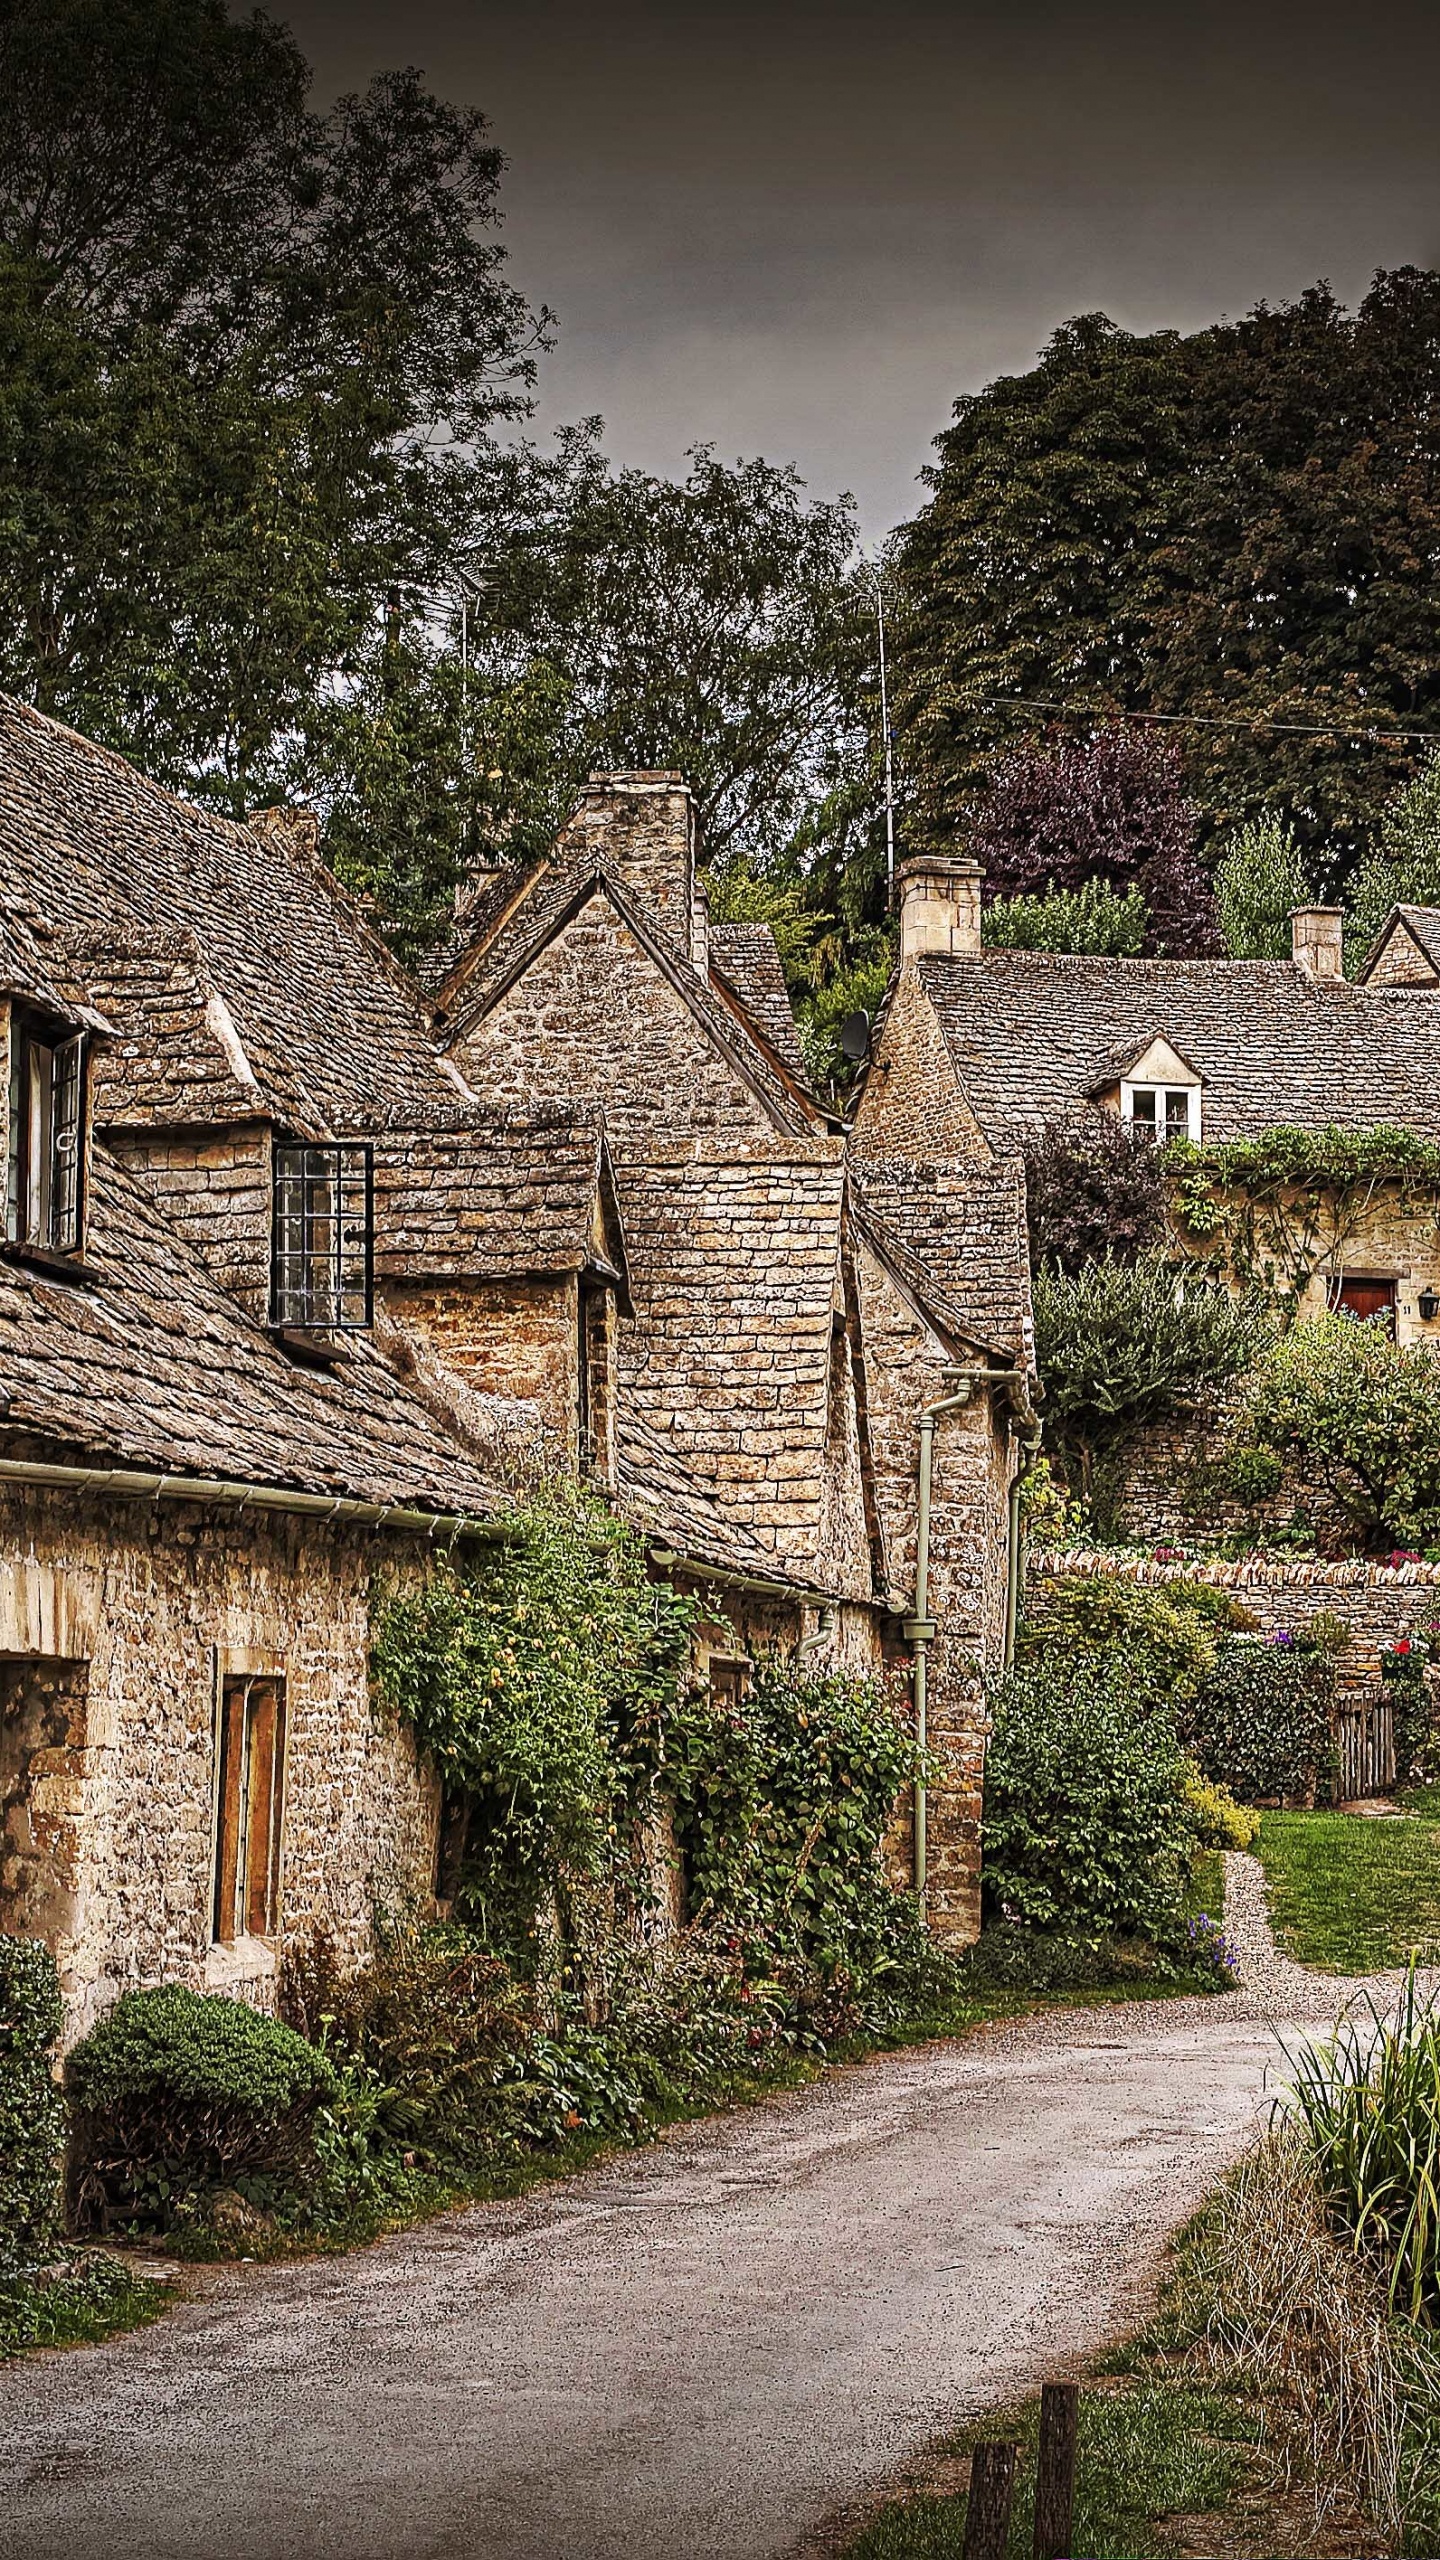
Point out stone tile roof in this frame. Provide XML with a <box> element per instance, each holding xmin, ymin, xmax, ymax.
<box><xmin>0</xmin><ymin>900</ymin><xmax>95</xmax><ymax>1025</ymax></box>
<box><xmin>917</xmin><ymin>951</ymin><xmax>1440</xmax><ymax>1146</ymax></box>
<box><xmin>0</xmin><ymin>695</ymin><xmax>457</xmax><ymax>1133</ymax></box>
<box><xmin>371</xmin><ymin>1106</ymin><xmax>626</xmax><ymax>1287</ymax></box>
<box><xmin>73</xmin><ymin>930</ymin><xmax>281</xmax><ymax>1129</ymax></box>
<box><xmin>614</xmin><ymin>1408</ymin><xmax>824</xmax><ymax>1594</ymax></box>
<box><xmin>0</xmin><ymin>1143</ymin><xmax>507</xmax><ymax>1516</ymax></box>
<box><xmin>708</xmin><ymin>923</ymin><xmax>806</xmax><ymax>1078</ymax></box>
<box><xmin>1379</xmin><ymin>906</ymin><xmax>1440</xmax><ymax>975</ymax></box>
<box><xmin>849</xmin><ymin>1161</ymin><xmax>1034</xmax><ymax>1370</ymax></box>
<box><xmin>433</xmin><ymin>860</ymin><xmax>832</xmax><ymax>1141</ymax></box>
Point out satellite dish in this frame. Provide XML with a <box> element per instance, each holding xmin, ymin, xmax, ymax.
<box><xmin>839</xmin><ymin>1010</ymin><xmax>872</xmax><ymax>1064</ymax></box>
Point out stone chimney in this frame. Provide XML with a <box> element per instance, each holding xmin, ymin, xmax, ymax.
<box><xmin>898</xmin><ymin>856</ymin><xmax>983</xmax><ymax>962</ymax></box>
<box><xmin>563</xmin><ymin>772</ymin><xmax>706</xmax><ymax>968</ymax></box>
<box><xmin>1291</xmin><ymin>907</ymin><xmax>1345</xmax><ymax>982</ymax></box>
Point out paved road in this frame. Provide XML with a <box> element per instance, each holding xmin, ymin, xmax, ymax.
<box><xmin>0</xmin><ymin>1985</ymin><xmax>1331</xmax><ymax>2560</ymax></box>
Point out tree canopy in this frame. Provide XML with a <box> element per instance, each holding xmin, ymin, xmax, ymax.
<box><xmin>896</xmin><ymin>271</ymin><xmax>1440</xmax><ymax>874</ymax></box>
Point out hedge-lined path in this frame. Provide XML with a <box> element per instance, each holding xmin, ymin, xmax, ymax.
<box><xmin>0</xmin><ymin>1937</ymin><xmax>1357</xmax><ymax>2560</ymax></box>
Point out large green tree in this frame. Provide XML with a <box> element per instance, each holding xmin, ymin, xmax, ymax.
<box><xmin>0</xmin><ymin>0</ymin><xmax>543</xmax><ymax>802</ymax></box>
<box><xmin>897</xmin><ymin>270</ymin><xmax>1440</xmax><ymax>874</ymax></box>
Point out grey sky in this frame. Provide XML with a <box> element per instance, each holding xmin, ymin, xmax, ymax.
<box><xmin>287</xmin><ymin>0</ymin><xmax>1440</xmax><ymax>536</ymax></box>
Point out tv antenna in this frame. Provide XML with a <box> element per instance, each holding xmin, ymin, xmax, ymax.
<box><xmin>874</xmin><ymin>568</ymin><xmax>897</xmax><ymax>900</ymax></box>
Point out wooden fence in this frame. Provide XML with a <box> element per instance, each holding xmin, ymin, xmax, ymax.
<box><xmin>1336</xmin><ymin>1695</ymin><xmax>1396</xmax><ymax>1801</ymax></box>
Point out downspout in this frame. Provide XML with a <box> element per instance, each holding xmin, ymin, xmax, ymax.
<box><xmin>905</xmin><ymin>1379</ymin><xmax>974</xmax><ymax>1915</ymax></box>
<box><xmin>1003</xmin><ymin>1426</ymin><xmax>1044</xmax><ymax>1672</ymax></box>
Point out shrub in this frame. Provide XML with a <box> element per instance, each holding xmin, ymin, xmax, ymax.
<box><xmin>664</xmin><ymin>1658</ymin><xmax>926</xmax><ymax>1995</ymax></box>
<box><xmin>1021</xmin><ymin>1572</ymin><xmax>1256</xmax><ymax>1709</ymax></box>
<box><xmin>1214</xmin><ymin>812</ymin><xmax>1315</xmax><ymax>960</ymax></box>
<box><xmin>1239</xmin><ymin>1313</ymin><xmax>1440</xmax><ymax>1552</ymax></box>
<box><xmin>66</xmin><ymin>1985</ymin><xmax>339</xmax><ymax>2230</ymax></box>
<box><xmin>1033</xmin><ymin>1254</ymin><xmax>1272</xmax><ymax>1522</ymax></box>
<box><xmin>1178</xmin><ymin>1637</ymin><xmax>1335</xmax><ymax>1803</ymax></box>
<box><xmin>371</xmin><ymin>1484</ymin><xmax>698</xmax><ymax>1952</ymax></box>
<box><xmin>981</xmin><ymin>1657</ymin><xmax>1193</xmax><ymax>1942</ymax></box>
<box><xmin>0</xmin><ymin>1936</ymin><xmax>65</xmax><ymax>2274</ymax></box>
<box><xmin>1022</xmin><ymin>1111</ymin><xmax>1167</xmax><ymax>1278</ymax></box>
<box><xmin>1183</xmin><ymin>1765</ymin><xmax>1261</xmax><ymax>1851</ymax></box>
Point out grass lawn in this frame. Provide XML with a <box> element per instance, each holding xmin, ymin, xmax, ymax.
<box><xmin>844</xmin><ymin>2379</ymin><xmax>1257</xmax><ymax>2560</ymax></box>
<box><xmin>1255</xmin><ymin>1808</ymin><xmax>1440</xmax><ymax>1972</ymax></box>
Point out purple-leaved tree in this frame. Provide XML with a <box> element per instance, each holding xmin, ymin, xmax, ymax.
<box><xmin>969</xmin><ymin>728</ymin><xmax>1222</xmax><ymax>956</ymax></box>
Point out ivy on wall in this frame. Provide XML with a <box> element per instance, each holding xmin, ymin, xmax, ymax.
<box><xmin>1165</xmin><ymin>1124</ymin><xmax>1440</xmax><ymax>1312</ymax></box>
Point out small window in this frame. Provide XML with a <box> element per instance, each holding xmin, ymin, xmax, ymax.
<box><xmin>1123</xmin><ymin>1083</ymin><xmax>1197</xmax><ymax>1145</ymax></box>
<box><xmin>6</xmin><ymin>1012</ymin><xmax>84</xmax><ymax>1255</ymax></box>
<box><xmin>271</xmin><ymin>1142</ymin><xmax>372</xmax><ymax>1329</ymax></box>
<box><xmin>213</xmin><ymin>1674</ymin><xmax>286</xmax><ymax>1942</ymax></box>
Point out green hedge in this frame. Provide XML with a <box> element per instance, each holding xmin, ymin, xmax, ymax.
<box><xmin>66</xmin><ymin>1984</ymin><xmax>339</xmax><ymax>2230</ymax></box>
<box><xmin>1021</xmin><ymin>1574</ymin><xmax>1257</xmax><ymax>1709</ymax></box>
<box><xmin>982</xmin><ymin>1657</ymin><xmax>1193</xmax><ymax>1942</ymax></box>
<box><xmin>0</xmin><ymin>1936</ymin><xmax>65</xmax><ymax>2274</ymax></box>
<box><xmin>1177</xmin><ymin>1639</ymin><xmax>1335</xmax><ymax>1804</ymax></box>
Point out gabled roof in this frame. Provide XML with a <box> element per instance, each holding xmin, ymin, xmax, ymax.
<box><xmin>0</xmin><ymin>694</ymin><xmax>457</xmax><ymax>1133</ymax></box>
<box><xmin>1357</xmin><ymin>904</ymin><xmax>1440</xmax><ymax>983</ymax></box>
<box><xmin>370</xmin><ymin>1105</ymin><xmax>628</xmax><ymax>1298</ymax></box>
<box><xmin>849</xmin><ymin>1159</ymin><xmax>1034</xmax><ymax>1372</ymax></box>
<box><xmin>432</xmin><ymin>858</ymin><xmax>834</xmax><ymax>1141</ymax></box>
<box><xmin>708</xmin><ymin>922</ymin><xmax>806</xmax><ymax>1079</ymax></box>
<box><xmin>614</xmin><ymin>1407</ymin><xmax>827</xmax><ymax>1596</ymax></box>
<box><xmin>0</xmin><ymin>1145</ymin><xmax>511</xmax><ymax>1515</ymax></box>
<box><xmin>914</xmin><ymin>950</ymin><xmax>1440</xmax><ymax>1146</ymax></box>
<box><xmin>74</xmin><ymin>929</ymin><xmax>298</xmax><ymax>1131</ymax></box>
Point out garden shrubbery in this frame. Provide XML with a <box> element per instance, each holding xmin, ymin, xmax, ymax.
<box><xmin>65</xmin><ymin>1985</ymin><xmax>340</xmax><ymax>2230</ymax></box>
<box><xmin>0</xmin><ymin>1935</ymin><xmax>64</xmax><ymax>2273</ymax></box>
<box><xmin>1178</xmin><ymin>1636</ymin><xmax>1336</xmax><ymax>1805</ymax></box>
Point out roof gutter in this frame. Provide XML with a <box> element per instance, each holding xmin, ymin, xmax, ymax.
<box><xmin>0</xmin><ymin>1454</ymin><xmax>502</xmax><ymax>1542</ymax></box>
<box><xmin>646</xmin><ymin>1544</ymin><xmax>834</xmax><ymax>1608</ymax></box>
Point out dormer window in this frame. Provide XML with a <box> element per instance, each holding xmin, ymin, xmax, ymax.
<box><xmin>1122</xmin><ymin>1082</ymin><xmax>1199</xmax><ymax>1145</ymax></box>
<box><xmin>271</xmin><ymin>1142</ymin><xmax>372</xmax><ymax>1330</ymax></box>
<box><xmin>6</xmin><ymin>1011</ymin><xmax>84</xmax><ymax>1256</ymax></box>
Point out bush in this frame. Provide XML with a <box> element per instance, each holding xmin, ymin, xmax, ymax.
<box><xmin>982</xmin><ymin>1657</ymin><xmax>1193</xmax><ymax>1943</ymax></box>
<box><xmin>1182</xmin><ymin>1765</ymin><xmax>1261</xmax><ymax>1852</ymax></box>
<box><xmin>985</xmin><ymin>875</ymin><xmax>1148</xmax><ymax>956</ymax></box>
<box><xmin>1288</xmin><ymin>1973</ymin><xmax>1440</xmax><ymax>2325</ymax></box>
<box><xmin>1178</xmin><ymin>1636</ymin><xmax>1335</xmax><ymax>1803</ymax></box>
<box><xmin>1022</xmin><ymin>1111</ymin><xmax>1167</xmax><ymax>1277</ymax></box>
<box><xmin>1033</xmin><ymin>1254</ymin><xmax>1272</xmax><ymax>1523</ymax></box>
<box><xmin>66</xmin><ymin>1985</ymin><xmax>339</xmax><ymax>2230</ymax></box>
<box><xmin>665</xmin><ymin>1657</ymin><xmax>926</xmax><ymax>1995</ymax></box>
<box><xmin>0</xmin><ymin>1936</ymin><xmax>65</xmax><ymax>2274</ymax></box>
<box><xmin>1239</xmin><ymin>1313</ymin><xmax>1440</xmax><ymax>1552</ymax></box>
<box><xmin>1021</xmin><ymin>1572</ymin><xmax>1256</xmax><ymax>1709</ymax></box>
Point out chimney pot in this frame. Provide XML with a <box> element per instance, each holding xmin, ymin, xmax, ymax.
<box><xmin>898</xmin><ymin>856</ymin><xmax>983</xmax><ymax>961</ymax></box>
<box><xmin>1291</xmin><ymin>906</ymin><xmax>1345</xmax><ymax>982</ymax></box>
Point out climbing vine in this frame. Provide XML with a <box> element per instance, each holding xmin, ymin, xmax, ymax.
<box><xmin>371</xmin><ymin>1483</ymin><xmax>698</xmax><ymax>1950</ymax></box>
<box><xmin>1164</xmin><ymin>1125</ymin><xmax>1440</xmax><ymax>1313</ymax></box>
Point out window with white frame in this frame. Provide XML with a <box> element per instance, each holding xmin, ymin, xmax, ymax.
<box><xmin>6</xmin><ymin>1011</ymin><xmax>84</xmax><ymax>1256</ymax></box>
<box><xmin>1121</xmin><ymin>1081</ymin><xmax>1200</xmax><ymax>1145</ymax></box>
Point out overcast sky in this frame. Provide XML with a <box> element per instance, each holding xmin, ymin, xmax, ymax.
<box><xmin>286</xmin><ymin>0</ymin><xmax>1440</xmax><ymax>537</ymax></box>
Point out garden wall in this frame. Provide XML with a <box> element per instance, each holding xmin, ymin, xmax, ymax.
<box><xmin>1026</xmin><ymin>1548</ymin><xmax>1440</xmax><ymax>1696</ymax></box>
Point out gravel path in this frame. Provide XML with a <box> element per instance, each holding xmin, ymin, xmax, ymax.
<box><xmin>1221</xmin><ymin>1846</ymin><xmax>1440</xmax><ymax>2022</ymax></box>
<box><xmin>0</xmin><ymin>1862</ymin><xmax>1415</xmax><ymax>2560</ymax></box>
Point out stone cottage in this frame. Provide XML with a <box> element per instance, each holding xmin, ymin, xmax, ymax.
<box><xmin>0</xmin><ymin>709</ymin><xmax>1035</xmax><ymax>2021</ymax></box>
<box><xmin>854</xmin><ymin>854</ymin><xmax>1440</xmax><ymax>1559</ymax></box>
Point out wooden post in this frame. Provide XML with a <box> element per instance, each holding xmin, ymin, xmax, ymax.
<box><xmin>1032</xmin><ymin>2381</ymin><xmax>1079</xmax><ymax>2560</ymax></box>
<box><xmin>962</xmin><ymin>2440</ymin><xmax>1018</xmax><ymax>2560</ymax></box>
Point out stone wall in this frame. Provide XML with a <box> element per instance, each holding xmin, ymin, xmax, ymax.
<box><xmin>107</xmin><ymin>1123</ymin><xmax>273</xmax><ymax>1320</ymax></box>
<box><xmin>1026</xmin><ymin>1547</ymin><xmax>1440</xmax><ymax>1695</ymax></box>
<box><xmin>0</xmin><ymin>1486</ymin><xmax>440</xmax><ymax>2038</ymax></box>
<box><xmin>385</xmin><ymin>1274</ymin><xmax>582</xmax><ymax>1465</ymax></box>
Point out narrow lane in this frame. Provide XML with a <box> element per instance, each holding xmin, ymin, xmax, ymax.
<box><xmin>0</xmin><ymin>1988</ymin><xmax>1327</xmax><ymax>2560</ymax></box>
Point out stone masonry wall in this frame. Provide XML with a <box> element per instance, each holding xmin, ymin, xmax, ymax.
<box><xmin>855</xmin><ymin>1232</ymin><xmax>1017</xmax><ymax>1944</ymax></box>
<box><xmin>1026</xmin><ymin>1548</ymin><xmax>1440</xmax><ymax>1696</ymax></box>
<box><xmin>0</xmin><ymin>1487</ymin><xmax>439</xmax><ymax>2038</ymax></box>
<box><xmin>106</xmin><ymin>1123</ymin><xmax>273</xmax><ymax>1321</ymax></box>
<box><xmin>384</xmin><ymin>1275</ymin><xmax>581</xmax><ymax>1466</ymax></box>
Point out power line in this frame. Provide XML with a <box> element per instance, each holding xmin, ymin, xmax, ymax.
<box><xmin>979</xmin><ymin>692</ymin><xmax>1440</xmax><ymax>746</ymax></box>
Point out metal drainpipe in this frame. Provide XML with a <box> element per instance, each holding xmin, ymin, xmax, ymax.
<box><xmin>906</xmin><ymin>1380</ymin><xmax>974</xmax><ymax>1915</ymax></box>
<box><xmin>1003</xmin><ymin>1427</ymin><xmax>1044</xmax><ymax>1672</ymax></box>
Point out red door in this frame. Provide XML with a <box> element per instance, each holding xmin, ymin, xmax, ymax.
<box><xmin>1333</xmin><ymin>1275</ymin><xmax>1397</xmax><ymax>1326</ymax></box>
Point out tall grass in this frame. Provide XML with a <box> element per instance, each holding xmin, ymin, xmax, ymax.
<box><xmin>1287</xmin><ymin>1971</ymin><xmax>1440</xmax><ymax>2325</ymax></box>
